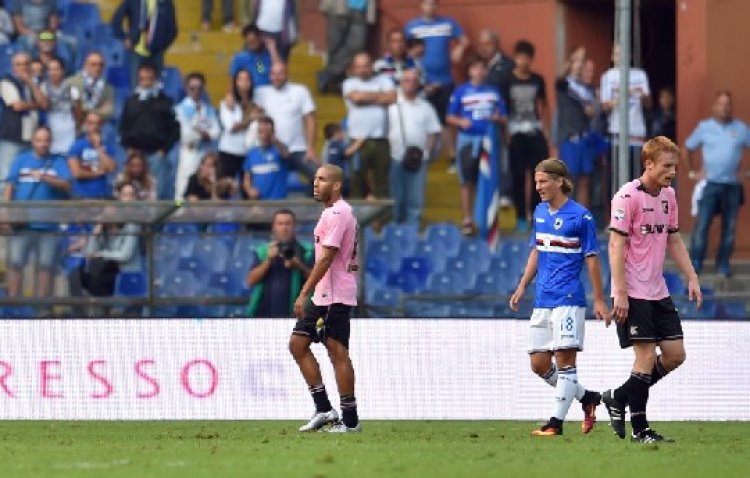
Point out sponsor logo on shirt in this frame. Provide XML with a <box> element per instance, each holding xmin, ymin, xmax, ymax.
<box><xmin>640</xmin><ymin>224</ymin><xmax>668</xmax><ymax>235</ymax></box>
<box><xmin>614</xmin><ymin>208</ymin><xmax>625</xmax><ymax>221</ymax></box>
<box><xmin>661</xmin><ymin>200</ymin><xmax>669</xmax><ymax>214</ymax></box>
<box><xmin>554</xmin><ymin>218</ymin><xmax>563</xmax><ymax>230</ymax></box>
<box><xmin>410</xmin><ymin>23</ymin><xmax>453</xmax><ymax>38</ymax></box>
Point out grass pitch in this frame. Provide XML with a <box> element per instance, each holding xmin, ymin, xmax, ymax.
<box><xmin>0</xmin><ymin>421</ymin><xmax>747</xmax><ymax>478</ymax></box>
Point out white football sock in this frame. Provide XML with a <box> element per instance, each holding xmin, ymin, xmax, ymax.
<box><xmin>552</xmin><ymin>367</ymin><xmax>578</xmax><ymax>421</ymax></box>
<box><xmin>541</xmin><ymin>364</ymin><xmax>558</xmax><ymax>386</ymax></box>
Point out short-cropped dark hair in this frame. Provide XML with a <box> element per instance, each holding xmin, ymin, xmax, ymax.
<box><xmin>514</xmin><ymin>40</ymin><xmax>535</xmax><ymax>58</ymax></box>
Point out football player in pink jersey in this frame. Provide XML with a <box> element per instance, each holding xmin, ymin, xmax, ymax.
<box><xmin>289</xmin><ymin>164</ymin><xmax>361</xmax><ymax>433</ymax></box>
<box><xmin>604</xmin><ymin>136</ymin><xmax>702</xmax><ymax>443</ymax></box>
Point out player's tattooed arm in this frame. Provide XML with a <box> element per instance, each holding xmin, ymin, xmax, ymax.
<box><xmin>510</xmin><ymin>249</ymin><xmax>538</xmax><ymax>311</ymax></box>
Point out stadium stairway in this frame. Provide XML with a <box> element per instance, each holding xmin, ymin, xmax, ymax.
<box><xmin>98</xmin><ymin>0</ymin><xmax>462</xmax><ymax>226</ymax></box>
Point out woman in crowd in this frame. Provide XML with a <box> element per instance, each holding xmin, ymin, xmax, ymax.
<box><xmin>113</xmin><ymin>150</ymin><xmax>158</xmax><ymax>201</ymax></box>
<box><xmin>218</xmin><ymin>69</ymin><xmax>263</xmax><ymax>189</ymax></box>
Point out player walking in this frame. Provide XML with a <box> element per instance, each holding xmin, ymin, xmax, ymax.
<box><xmin>604</xmin><ymin>136</ymin><xmax>702</xmax><ymax>443</ymax></box>
<box><xmin>510</xmin><ymin>158</ymin><xmax>610</xmax><ymax>436</ymax></box>
<box><xmin>289</xmin><ymin>164</ymin><xmax>361</xmax><ymax>433</ymax></box>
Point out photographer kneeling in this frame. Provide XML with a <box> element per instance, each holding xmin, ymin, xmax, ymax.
<box><xmin>246</xmin><ymin>209</ymin><xmax>313</xmax><ymax>317</ymax></box>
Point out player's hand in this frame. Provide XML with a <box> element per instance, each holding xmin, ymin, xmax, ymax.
<box><xmin>293</xmin><ymin>294</ymin><xmax>305</xmax><ymax>319</ymax></box>
<box><xmin>687</xmin><ymin>276</ymin><xmax>703</xmax><ymax>310</ymax></box>
<box><xmin>509</xmin><ymin>285</ymin><xmax>525</xmax><ymax>311</ymax></box>
<box><xmin>594</xmin><ymin>298</ymin><xmax>612</xmax><ymax>327</ymax></box>
<box><xmin>459</xmin><ymin>118</ymin><xmax>472</xmax><ymax>130</ymax></box>
<box><xmin>612</xmin><ymin>292</ymin><xmax>629</xmax><ymax>324</ymax></box>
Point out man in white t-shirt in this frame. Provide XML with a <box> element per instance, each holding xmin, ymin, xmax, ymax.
<box><xmin>254</xmin><ymin>62</ymin><xmax>318</xmax><ymax>190</ymax></box>
<box><xmin>600</xmin><ymin>45</ymin><xmax>652</xmax><ymax>176</ymax></box>
<box><xmin>342</xmin><ymin>52</ymin><xmax>396</xmax><ymax>198</ymax></box>
<box><xmin>388</xmin><ymin>68</ymin><xmax>441</xmax><ymax>225</ymax></box>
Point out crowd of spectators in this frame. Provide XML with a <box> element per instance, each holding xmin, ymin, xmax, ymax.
<box><xmin>0</xmin><ymin>0</ymin><xmax>747</xmax><ymax>308</ymax></box>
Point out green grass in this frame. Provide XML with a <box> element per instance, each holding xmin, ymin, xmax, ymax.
<box><xmin>0</xmin><ymin>421</ymin><xmax>747</xmax><ymax>477</ymax></box>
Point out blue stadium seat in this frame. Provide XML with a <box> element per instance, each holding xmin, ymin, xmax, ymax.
<box><xmin>425</xmin><ymin>223</ymin><xmax>462</xmax><ymax>257</ymax></box>
<box><xmin>471</xmin><ymin>271</ymin><xmax>513</xmax><ymax>295</ymax></box>
<box><xmin>366</xmin><ymin>255</ymin><xmax>389</xmax><ymax>285</ymax></box>
<box><xmin>383</xmin><ymin>223</ymin><xmax>419</xmax><ymax>256</ymax></box>
<box><xmin>225</xmin><ymin>305</ymin><xmax>247</xmax><ymax>317</ymax></box>
<box><xmin>163</xmin><ymin>223</ymin><xmax>199</xmax><ymax>235</ymax></box>
<box><xmin>194</xmin><ymin>237</ymin><xmax>230</xmax><ymax>273</ymax></box>
<box><xmin>404</xmin><ymin>300</ymin><xmax>450</xmax><ymax>318</ymax></box>
<box><xmin>457</xmin><ymin>238</ymin><xmax>491</xmax><ymax>272</ymax></box>
<box><xmin>0</xmin><ymin>46</ymin><xmax>13</xmax><ymax>75</ymax></box>
<box><xmin>399</xmin><ymin>256</ymin><xmax>432</xmax><ymax>290</ymax></box>
<box><xmin>177</xmin><ymin>257</ymin><xmax>202</xmax><ymax>275</ymax></box>
<box><xmin>226</xmin><ymin>256</ymin><xmax>253</xmax><ymax>292</ymax></box>
<box><xmin>107</xmin><ymin>64</ymin><xmax>130</xmax><ymax>89</ymax></box>
<box><xmin>368</xmin><ymin>287</ymin><xmax>402</xmax><ymax>308</ymax></box>
<box><xmin>719</xmin><ymin>301</ymin><xmax>747</xmax><ymax>320</ymax></box>
<box><xmin>386</xmin><ymin>271</ymin><xmax>422</xmax><ymax>294</ymax></box>
<box><xmin>366</xmin><ymin>239</ymin><xmax>402</xmax><ymax>271</ymax></box>
<box><xmin>115</xmin><ymin>271</ymin><xmax>147</xmax><ymax>297</ymax></box>
<box><xmin>487</xmin><ymin>256</ymin><xmax>513</xmax><ymax>275</ymax></box>
<box><xmin>100</xmin><ymin>41</ymin><xmax>126</xmax><ymax>67</ymax></box>
<box><xmin>65</xmin><ymin>2</ymin><xmax>101</xmax><ymax>26</ymax></box>
<box><xmin>449</xmin><ymin>303</ymin><xmax>495</xmax><ymax>318</ymax></box>
<box><xmin>443</xmin><ymin>257</ymin><xmax>478</xmax><ymax>286</ymax></box>
<box><xmin>425</xmin><ymin>272</ymin><xmax>459</xmax><ymax>294</ymax></box>
<box><xmin>161</xmin><ymin>66</ymin><xmax>184</xmax><ymax>101</ymax></box>
<box><xmin>676</xmin><ymin>298</ymin><xmax>716</xmax><ymax>320</ymax></box>
<box><xmin>363</xmin><ymin>225</ymin><xmax>379</xmax><ymax>244</ymax></box>
<box><xmin>233</xmin><ymin>236</ymin><xmax>264</xmax><ymax>259</ymax></box>
<box><xmin>209</xmin><ymin>272</ymin><xmax>244</xmax><ymax>296</ymax></box>
<box><xmin>663</xmin><ymin>272</ymin><xmax>684</xmax><ymax>295</ymax></box>
<box><xmin>161</xmin><ymin>271</ymin><xmax>198</xmax><ymax>297</ymax></box>
<box><xmin>92</xmin><ymin>23</ymin><xmax>115</xmax><ymax>45</ymax></box>
<box><xmin>413</xmin><ymin>240</ymin><xmax>446</xmax><ymax>273</ymax></box>
<box><xmin>499</xmin><ymin>239</ymin><xmax>530</xmax><ymax>270</ymax></box>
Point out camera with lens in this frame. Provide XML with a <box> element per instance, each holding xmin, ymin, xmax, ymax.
<box><xmin>278</xmin><ymin>241</ymin><xmax>296</xmax><ymax>260</ymax></box>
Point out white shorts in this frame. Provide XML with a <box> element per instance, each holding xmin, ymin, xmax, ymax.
<box><xmin>527</xmin><ymin>305</ymin><xmax>586</xmax><ymax>353</ymax></box>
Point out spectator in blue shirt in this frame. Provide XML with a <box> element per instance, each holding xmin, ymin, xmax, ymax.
<box><xmin>242</xmin><ymin>116</ymin><xmax>289</xmax><ymax>200</ymax></box>
<box><xmin>404</xmin><ymin>0</ymin><xmax>468</xmax><ymax>134</ymax></box>
<box><xmin>683</xmin><ymin>91</ymin><xmax>750</xmax><ymax>277</ymax></box>
<box><xmin>373</xmin><ymin>29</ymin><xmax>416</xmax><ymax>86</ymax></box>
<box><xmin>4</xmin><ymin>126</ymin><xmax>72</xmax><ymax>300</ymax></box>
<box><xmin>446</xmin><ymin>58</ymin><xmax>507</xmax><ymax>235</ymax></box>
<box><xmin>229</xmin><ymin>24</ymin><xmax>280</xmax><ymax>88</ymax></box>
<box><xmin>67</xmin><ymin>112</ymin><xmax>117</xmax><ymax>199</ymax></box>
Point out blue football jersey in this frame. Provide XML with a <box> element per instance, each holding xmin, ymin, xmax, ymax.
<box><xmin>529</xmin><ymin>199</ymin><xmax>599</xmax><ymax>308</ymax></box>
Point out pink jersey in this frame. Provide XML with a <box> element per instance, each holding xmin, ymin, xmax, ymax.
<box><xmin>312</xmin><ymin>199</ymin><xmax>359</xmax><ymax>306</ymax></box>
<box><xmin>609</xmin><ymin>180</ymin><xmax>679</xmax><ymax>300</ymax></box>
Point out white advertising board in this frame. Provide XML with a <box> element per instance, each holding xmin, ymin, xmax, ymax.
<box><xmin>0</xmin><ymin>319</ymin><xmax>746</xmax><ymax>420</ymax></box>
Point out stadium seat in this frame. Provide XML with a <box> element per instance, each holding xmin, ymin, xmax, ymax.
<box><xmin>413</xmin><ymin>240</ymin><xmax>446</xmax><ymax>273</ymax></box>
<box><xmin>366</xmin><ymin>255</ymin><xmax>389</xmax><ymax>285</ymax></box>
<box><xmin>471</xmin><ymin>271</ymin><xmax>512</xmax><ymax>295</ymax></box>
<box><xmin>92</xmin><ymin>23</ymin><xmax>115</xmax><ymax>45</ymax></box>
<box><xmin>115</xmin><ymin>271</ymin><xmax>147</xmax><ymax>297</ymax></box>
<box><xmin>161</xmin><ymin>66</ymin><xmax>184</xmax><ymax>101</ymax></box>
<box><xmin>226</xmin><ymin>256</ymin><xmax>253</xmax><ymax>292</ymax></box>
<box><xmin>233</xmin><ymin>236</ymin><xmax>264</xmax><ymax>259</ymax></box>
<box><xmin>194</xmin><ymin>238</ymin><xmax>230</xmax><ymax>273</ymax></box>
<box><xmin>101</xmin><ymin>41</ymin><xmax>126</xmax><ymax>67</ymax></box>
<box><xmin>443</xmin><ymin>257</ymin><xmax>478</xmax><ymax>286</ymax></box>
<box><xmin>65</xmin><ymin>2</ymin><xmax>101</xmax><ymax>26</ymax></box>
<box><xmin>424</xmin><ymin>272</ymin><xmax>459</xmax><ymax>295</ymax></box>
<box><xmin>386</xmin><ymin>271</ymin><xmax>422</xmax><ymax>294</ymax></box>
<box><xmin>363</xmin><ymin>225</ymin><xmax>379</xmax><ymax>244</ymax></box>
<box><xmin>449</xmin><ymin>303</ymin><xmax>495</xmax><ymax>318</ymax></box>
<box><xmin>383</xmin><ymin>223</ymin><xmax>419</xmax><ymax>256</ymax></box>
<box><xmin>457</xmin><ymin>238</ymin><xmax>491</xmax><ymax>272</ymax></box>
<box><xmin>366</xmin><ymin>239</ymin><xmax>402</xmax><ymax>271</ymax></box>
<box><xmin>403</xmin><ymin>299</ymin><xmax>450</xmax><ymax>318</ymax></box>
<box><xmin>368</xmin><ymin>287</ymin><xmax>402</xmax><ymax>308</ymax></box>
<box><xmin>663</xmin><ymin>272</ymin><xmax>684</xmax><ymax>295</ymax></box>
<box><xmin>208</xmin><ymin>272</ymin><xmax>243</xmax><ymax>296</ymax></box>
<box><xmin>0</xmin><ymin>46</ymin><xmax>13</xmax><ymax>75</ymax></box>
<box><xmin>161</xmin><ymin>271</ymin><xmax>198</xmax><ymax>297</ymax></box>
<box><xmin>719</xmin><ymin>301</ymin><xmax>747</xmax><ymax>320</ymax></box>
<box><xmin>225</xmin><ymin>305</ymin><xmax>247</xmax><ymax>317</ymax></box>
<box><xmin>163</xmin><ymin>223</ymin><xmax>200</xmax><ymax>235</ymax></box>
<box><xmin>425</xmin><ymin>223</ymin><xmax>462</xmax><ymax>257</ymax></box>
<box><xmin>399</xmin><ymin>256</ymin><xmax>432</xmax><ymax>290</ymax></box>
<box><xmin>177</xmin><ymin>257</ymin><xmax>202</xmax><ymax>275</ymax></box>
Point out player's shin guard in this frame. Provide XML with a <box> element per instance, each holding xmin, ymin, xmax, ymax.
<box><xmin>627</xmin><ymin>372</ymin><xmax>652</xmax><ymax>435</ymax></box>
<box><xmin>649</xmin><ymin>355</ymin><xmax>669</xmax><ymax>387</ymax></box>
<box><xmin>309</xmin><ymin>383</ymin><xmax>333</xmax><ymax>413</ymax></box>
<box><xmin>552</xmin><ymin>367</ymin><xmax>578</xmax><ymax>421</ymax></box>
<box><xmin>340</xmin><ymin>394</ymin><xmax>359</xmax><ymax>428</ymax></box>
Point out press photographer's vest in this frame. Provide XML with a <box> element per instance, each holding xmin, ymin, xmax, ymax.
<box><xmin>245</xmin><ymin>241</ymin><xmax>313</xmax><ymax>317</ymax></box>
